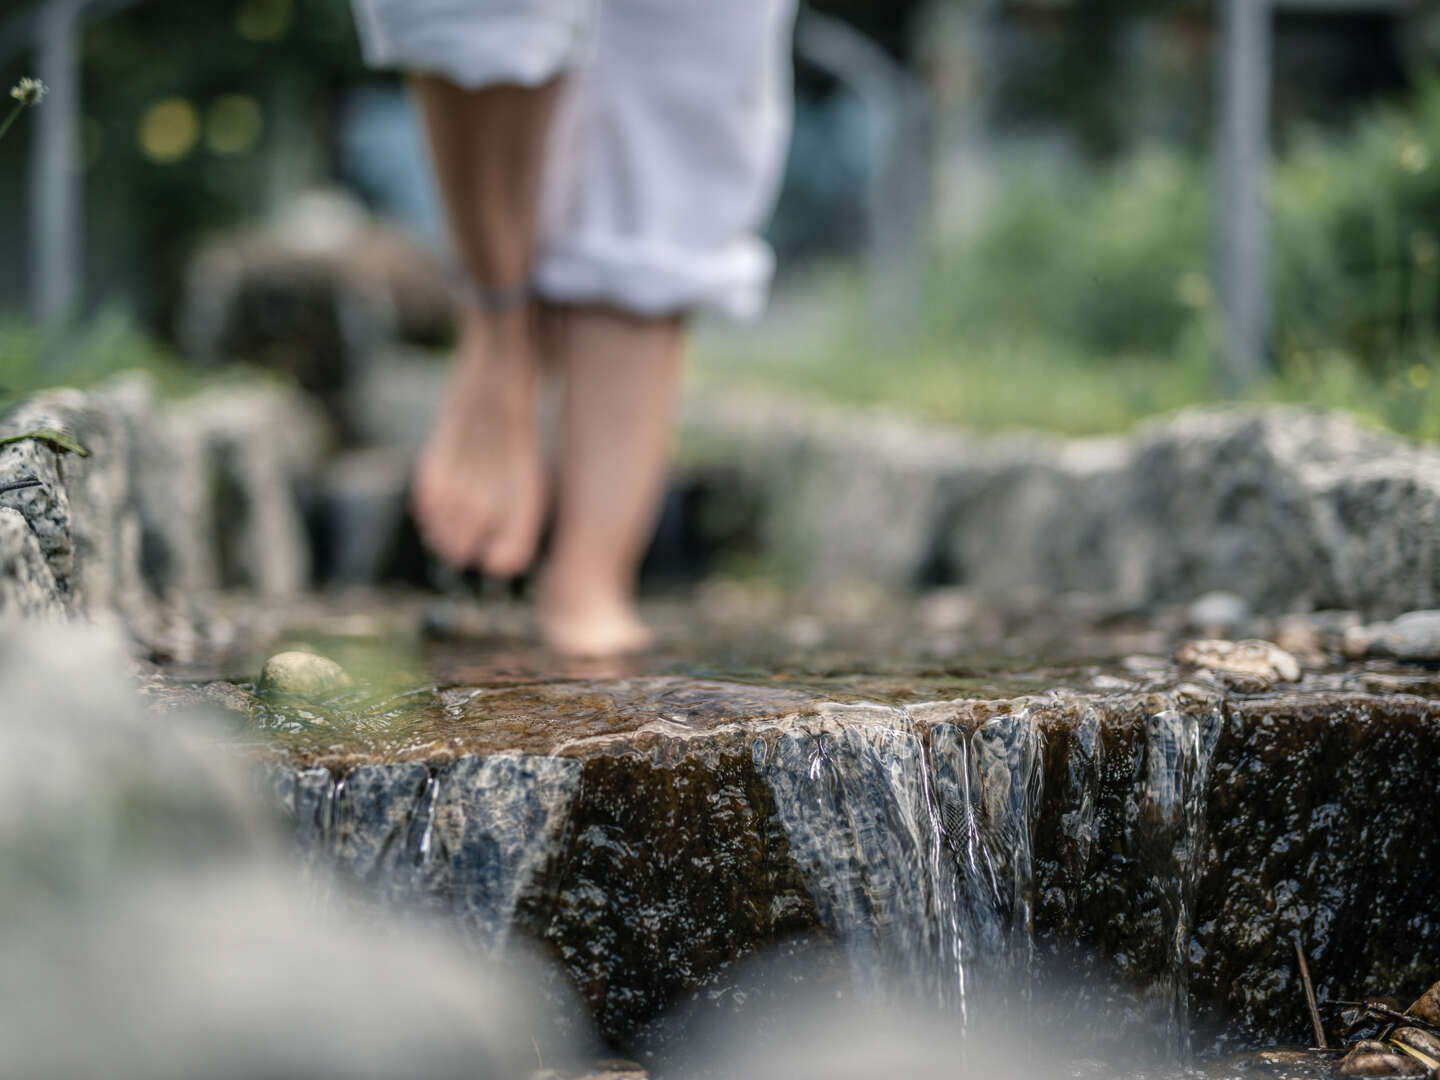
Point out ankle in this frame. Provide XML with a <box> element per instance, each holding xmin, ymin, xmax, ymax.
<box><xmin>459</xmin><ymin>303</ymin><xmax>535</xmax><ymax>357</ymax></box>
<box><xmin>538</xmin><ymin>564</ymin><xmax>634</xmax><ymax>618</ymax></box>
<box><xmin>452</xmin><ymin>314</ymin><xmax>538</xmax><ymax>405</ymax></box>
<box><xmin>536</xmin><ymin>572</ymin><xmax>652</xmax><ymax>658</ymax></box>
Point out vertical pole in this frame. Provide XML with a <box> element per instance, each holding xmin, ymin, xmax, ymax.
<box><xmin>1216</xmin><ymin>0</ymin><xmax>1271</xmax><ymax>393</ymax></box>
<box><xmin>31</xmin><ymin>0</ymin><xmax>87</xmax><ymax>340</ymax></box>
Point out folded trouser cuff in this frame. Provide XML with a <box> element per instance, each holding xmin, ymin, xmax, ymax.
<box><xmin>534</xmin><ymin>234</ymin><xmax>775</xmax><ymax>322</ymax></box>
<box><xmin>351</xmin><ymin>2</ymin><xmax>590</xmax><ymax>88</ymax></box>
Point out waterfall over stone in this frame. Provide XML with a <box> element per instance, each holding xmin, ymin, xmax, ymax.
<box><xmin>244</xmin><ymin>673</ymin><xmax>1440</xmax><ymax>1068</ymax></box>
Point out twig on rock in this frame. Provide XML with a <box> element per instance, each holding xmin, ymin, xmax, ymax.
<box><xmin>1295</xmin><ymin>935</ymin><xmax>1327</xmax><ymax>1049</ymax></box>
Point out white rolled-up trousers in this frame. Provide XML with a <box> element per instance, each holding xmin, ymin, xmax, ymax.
<box><xmin>351</xmin><ymin>0</ymin><xmax>796</xmax><ymax>320</ymax></box>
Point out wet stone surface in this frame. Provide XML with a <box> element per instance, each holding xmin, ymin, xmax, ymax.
<box><xmin>141</xmin><ymin>599</ymin><xmax>1440</xmax><ymax>1068</ymax></box>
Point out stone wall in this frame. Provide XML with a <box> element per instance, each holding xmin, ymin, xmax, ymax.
<box><xmin>6</xmin><ymin>372</ymin><xmax>1440</xmax><ymax>639</ymax></box>
<box><xmin>0</xmin><ymin>375</ymin><xmax>326</xmax><ymax>655</ymax></box>
<box><xmin>687</xmin><ymin>393</ymin><xmax>1440</xmax><ymax>616</ymax></box>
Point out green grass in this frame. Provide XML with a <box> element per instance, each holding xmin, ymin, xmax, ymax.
<box><xmin>694</xmin><ymin>274</ymin><xmax>1440</xmax><ymax>441</ymax></box>
<box><xmin>695</xmin><ymin>321</ymin><xmax>1215</xmax><ymax>438</ymax></box>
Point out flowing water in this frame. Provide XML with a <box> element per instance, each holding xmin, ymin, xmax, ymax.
<box><xmin>754</xmin><ymin>708</ymin><xmax>1046</xmax><ymax>1025</ymax></box>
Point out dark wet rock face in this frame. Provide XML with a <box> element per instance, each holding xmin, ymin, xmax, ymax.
<box><xmin>249</xmin><ymin>671</ymin><xmax>1440</xmax><ymax>1063</ymax></box>
<box><xmin>535</xmin><ymin>744</ymin><xmax>818</xmax><ymax>1043</ymax></box>
<box><xmin>1193</xmin><ymin>698</ymin><xmax>1440</xmax><ymax>1045</ymax></box>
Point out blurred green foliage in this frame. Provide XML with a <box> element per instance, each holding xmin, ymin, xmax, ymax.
<box><xmin>0</xmin><ymin>310</ymin><xmax>195</xmax><ymax>401</ymax></box>
<box><xmin>928</xmin><ymin>148</ymin><xmax>1212</xmax><ymax>356</ymax></box>
<box><xmin>0</xmin><ymin>0</ymin><xmax>365</xmax><ymax>324</ymax></box>
<box><xmin>701</xmin><ymin>74</ymin><xmax>1440</xmax><ymax>441</ymax></box>
<box><xmin>1271</xmin><ymin>76</ymin><xmax>1440</xmax><ymax>382</ymax></box>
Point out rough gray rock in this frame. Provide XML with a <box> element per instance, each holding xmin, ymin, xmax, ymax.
<box><xmin>97</xmin><ymin>375</ymin><xmax>218</xmax><ymax>619</ymax></box>
<box><xmin>316</xmin><ymin>445</ymin><xmax>414</xmax><ymax>583</ymax></box>
<box><xmin>173</xmin><ymin>383</ymin><xmax>326</xmax><ymax>598</ymax></box>
<box><xmin>0</xmin><ymin>618</ymin><xmax>574</xmax><ymax>1080</ymax></box>
<box><xmin>684</xmin><ymin>395</ymin><xmax>1440</xmax><ymax>617</ymax></box>
<box><xmin>0</xmin><ymin>377</ymin><xmax>327</xmax><ymax>641</ymax></box>
<box><xmin>0</xmin><ymin>508</ymin><xmax>63</xmax><ymax>618</ymax></box>
<box><xmin>0</xmin><ymin>399</ymin><xmax>86</xmax><ymax>603</ymax></box>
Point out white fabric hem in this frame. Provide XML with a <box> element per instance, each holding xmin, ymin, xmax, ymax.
<box><xmin>354</xmin><ymin>7</ymin><xmax>586</xmax><ymax>89</ymax></box>
<box><xmin>534</xmin><ymin>235</ymin><xmax>775</xmax><ymax>322</ymax></box>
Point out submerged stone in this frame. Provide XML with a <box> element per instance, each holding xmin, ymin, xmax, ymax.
<box><xmin>258</xmin><ymin>650</ymin><xmax>352</xmax><ymax>699</ymax></box>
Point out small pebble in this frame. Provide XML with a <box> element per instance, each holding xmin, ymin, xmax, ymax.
<box><xmin>258</xmin><ymin>650</ymin><xmax>352</xmax><ymax>700</ymax></box>
<box><xmin>1174</xmin><ymin>638</ymin><xmax>1301</xmax><ymax>690</ymax></box>
<box><xmin>1345</xmin><ymin>610</ymin><xmax>1440</xmax><ymax>662</ymax></box>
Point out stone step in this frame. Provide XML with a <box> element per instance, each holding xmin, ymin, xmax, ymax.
<box><xmin>228</xmin><ymin>658</ymin><xmax>1440</xmax><ymax>1063</ymax></box>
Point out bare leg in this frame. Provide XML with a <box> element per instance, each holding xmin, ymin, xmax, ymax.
<box><xmin>408</xmin><ymin>76</ymin><xmax>562</xmax><ymax>575</ymax></box>
<box><xmin>539</xmin><ymin>306</ymin><xmax>686</xmax><ymax>656</ymax></box>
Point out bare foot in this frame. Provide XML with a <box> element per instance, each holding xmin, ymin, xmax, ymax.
<box><xmin>537</xmin><ymin>575</ymin><xmax>655</xmax><ymax>658</ymax></box>
<box><xmin>411</xmin><ymin>308</ymin><xmax>546</xmax><ymax>576</ymax></box>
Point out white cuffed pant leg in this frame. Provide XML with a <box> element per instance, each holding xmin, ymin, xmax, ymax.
<box><xmin>350</xmin><ymin>0</ymin><xmax>795</xmax><ymax>320</ymax></box>
<box><xmin>350</xmin><ymin>0</ymin><xmax>594</xmax><ymax>90</ymax></box>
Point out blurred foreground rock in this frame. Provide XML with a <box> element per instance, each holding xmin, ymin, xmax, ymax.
<box><xmin>0</xmin><ymin>619</ymin><xmax>571</xmax><ymax>1080</ymax></box>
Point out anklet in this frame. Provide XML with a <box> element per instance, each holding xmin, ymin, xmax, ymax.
<box><xmin>450</xmin><ymin>272</ymin><xmax>532</xmax><ymax>314</ymax></box>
